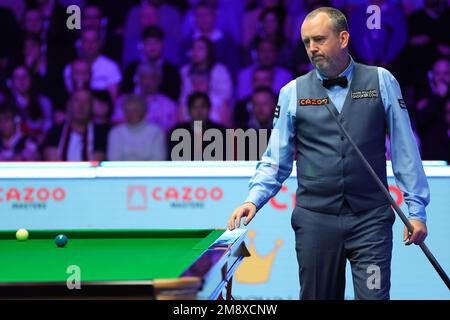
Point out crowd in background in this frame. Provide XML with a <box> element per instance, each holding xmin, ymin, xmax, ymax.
<box><xmin>0</xmin><ymin>0</ymin><xmax>449</xmax><ymax>162</ymax></box>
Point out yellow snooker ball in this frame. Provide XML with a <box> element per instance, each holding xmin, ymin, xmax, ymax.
<box><xmin>16</xmin><ymin>229</ymin><xmax>29</xmax><ymax>241</ymax></box>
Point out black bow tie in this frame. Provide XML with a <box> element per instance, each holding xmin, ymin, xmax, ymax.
<box><xmin>322</xmin><ymin>76</ymin><xmax>348</xmax><ymax>89</ymax></box>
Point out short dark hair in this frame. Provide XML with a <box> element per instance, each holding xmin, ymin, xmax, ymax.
<box><xmin>187</xmin><ymin>92</ymin><xmax>211</xmax><ymax>110</ymax></box>
<box><xmin>305</xmin><ymin>7</ymin><xmax>348</xmax><ymax>35</ymax></box>
<box><xmin>141</xmin><ymin>26</ymin><xmax>164</xmax><ymax>41</ymax></box>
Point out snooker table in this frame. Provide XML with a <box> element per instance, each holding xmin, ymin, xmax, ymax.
<box><xmin>0</xmin><ymin>228</ymin><xmax>249</xmax><ymax>300</ymax></box>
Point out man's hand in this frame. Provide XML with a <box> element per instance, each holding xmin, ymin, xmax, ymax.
<box><xmin>227</xmin><ymin>202</ymin><xmax>257</xmax><ymax>230</ymax></box>
<box><xmin>404</xmin><ymin>220</ymin><xmax>428</xmax><ymax>245</ymax></box>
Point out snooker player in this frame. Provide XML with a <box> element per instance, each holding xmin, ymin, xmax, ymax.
<box><xmin>228</xmin><ymin>7</ymin><xmax>430</xmax><ymax>300</ymax></box>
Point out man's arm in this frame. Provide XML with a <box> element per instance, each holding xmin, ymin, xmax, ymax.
<box><xmin>378</xmin><ymin>68</ymin><xmax>430</xmax><ymax>244</ymax></box>
<box><xmin>228</xmin><ymin>81</ymin><xmax>296</xmax><ymax>229</ymax></box>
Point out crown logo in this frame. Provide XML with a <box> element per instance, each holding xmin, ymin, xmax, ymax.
<box><xmin>235</xmin><ymin>229</ymin><xmax>282</xmax><ymax>284</ymax></box>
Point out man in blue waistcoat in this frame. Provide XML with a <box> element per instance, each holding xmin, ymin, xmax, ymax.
<box><xmin>228</xmin><ymin>7</ymin><xmax>430</xmax><ymax>300</ymax></box>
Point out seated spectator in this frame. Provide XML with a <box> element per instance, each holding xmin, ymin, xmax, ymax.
<box><xmin>404</xmin><ymin>0</ymin><xmax>450</xmax><ymax>90</ymax></box>
<box><xmin>64</xmin><ymin>28</ymin><xmax>122</xmax><ymax>102</ymax></box>
<box><xmin>183</xmin><ymin>0</ymin><xmax>244</xmax><ymax>47</ymax></box>
<box><xmin>22</xmin><ymin>8</ymin><xmax>43</xmax><ymax>37</ymax></box>
<box><xmin>43</xmin><ymin>89</ymin><xmax>109</xmax><ymax>161</ymax></box>
<box><xmin>0</xmin><ymin>105</ymin><xmax>40</xmax><ymax>161</ymax></box>
<box><xmin>180</xmin><ymin>37</ymin><xmax>233</xmax><ymax>127</ymax></box>
<box><xmin>230</xmin><ymin>86</ymin><xmax>275</xmax><ymax>161</ymax></box>
<box><xmin>414</xmin><ymin>57</ymin><xmax>450</xmax><ymax>161</ymax></box>
<box><xmin>7</xmin><ymin>65</ymin><xmax>52</xmax><ymax>144</ymax></box>
<box><xmin>347</xmin><ymin>0</ymin><xmax>407</xmax><ymax>68</ymax></box>
<box><xmin>91</xmin><ymin>89</ymin><xmax>113</xmax><ymax>128</ymax></box>
<box><xmin>121</xmin><ymin>26</ymin><xmax>181</xmax><ymax>101</ymax></box>
<box><xmin>180</xmin><ymin>1</ymin><xmax>240</xmax><ymax>76</ymax></box>
<box><xmin>168</xmin><ymin>92</ymin><xmax>226</xmax><ymax>161</ymax></box>
<box><xmin>82</xmin><ymin>4</ymin><xmax>122</xmax><ymax>64</ymax></box>
<box><xmin>65</xmin><ymin>58</ymin><xmax>92</xmax><ymax>93</ymax></box>
<box><xmin>21</xmin><ymin>34</ymin><xmax>46</xmax><ymax>80</ymax></box>
<box><xmin>237</xmin><ymin>39</ymin><xmax>292</xmax><ymax>100</ymax></box>
<box><xmin>234</xmin><ymin>66</ymin><xmax>274</xmax><ymax>128</ymax></box>
<box><xmin>108</xmin><ymin>94</ymin><xmax>166</xmax><ymax>161</ymax></box>
<box><xmin>114</xmin><ymin>63</ymin><xmax>178</xmax><ymax>133</ymax></box>
<box><xmin>245</xmin><ymin>7</ymin><xmax>292</xmax><ymax>68</ymax></box>
<box><xmin>248</xmin><ymin>86</ymin><xmax>276</xmax><ymax>131</ymax></box>
<box><xmin>123</xmin><ymin>2</ymin><xmax>182</xmax><ymax>66</ymax></box>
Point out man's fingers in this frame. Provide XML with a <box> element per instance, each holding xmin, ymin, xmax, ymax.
<box><xmin>228</xmin><ymin>209</ymin><xmax>239</xmax><ymax>230</ymax></box>
<box><xmin>403</xmin><ymin>226</ymin><xmax>409</xmax><ymax>242</ymax></box>
<box><xmin>243</xmin><ymin>209</ymin><xmax>256</xmax><ymax>226</ymax></box>
<box><xmin>236</xmin><ymin>209</ymin><xmax>246</xmax><ymax>229</ymax></box>
<box><xmin>405</xmin><ymin>230</ymin><xmax>419</xmax><ymax>246</ymax></box>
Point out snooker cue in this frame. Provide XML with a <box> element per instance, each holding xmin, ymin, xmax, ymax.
<box><xmin>323</xmin><ymin>103</ymin><xmax>450</xmax><ymax>290</ymax></box>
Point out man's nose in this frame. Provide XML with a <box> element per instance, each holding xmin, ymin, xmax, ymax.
<box><xmin>309</xmin><ymin>42</ymin><xmax>319</xmax><ymax>53</ymax></box>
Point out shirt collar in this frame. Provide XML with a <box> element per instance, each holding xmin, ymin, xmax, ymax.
<box><xmin>315</xmin><ymin>55</ymin><xmax>354</xmax><ymax>83</ymax></box>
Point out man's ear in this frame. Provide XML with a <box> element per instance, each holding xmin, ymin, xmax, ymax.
<box><xmin>340</xmin><ymin>31</ymin><xmax>350</xmax><ymax>49</ymax></box>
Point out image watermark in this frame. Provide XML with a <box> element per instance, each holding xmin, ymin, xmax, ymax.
<box><xmin>66</xmin><ymin>265</ymin><xmax>81</xmax><ymax>290</ymax></box>
<box><xmin>170</xmin><ymin>121</ymin><xmax>280</xmax><ymax>164</ymax></box>
<box><xmin>66</xmin><ymin>5</ymin><xmax>81</xmax><ymax>30</ymax></box>
<box><xmin>366</xmin><ymin>264</ymin><xmax>381</xmax><ymax>290</ymax></box>
<box><xmin>366</xmin><ymin>5</ymin><xmax>381</xmax><ymax>30</ymax></box>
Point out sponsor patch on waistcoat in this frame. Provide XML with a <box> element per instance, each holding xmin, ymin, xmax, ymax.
<box><xmin>351</xmin><ymin>89</ymin><xmax>378</xmax><ymax>99</ymax></box>
<box><xmin>298</xmin><ymin>97</ymin><xmax>329</xmax><ymax>106</ymax></box>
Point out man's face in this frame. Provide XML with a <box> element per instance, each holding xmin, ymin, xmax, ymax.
<box><xmin>301</xmin><ymin>12</ymin><xmax>348</xmax><ymax>74</ymax></box>
<box><xmin>190</xmin><ymin>98</ymin><xmax>210</xmax><ymax>122</ymax></box>
<box><xmin>191</xmin><ymin>40</ymin><xmax>209</xmax><ymax>64</ymax></box>
<box><xmin>432</xmin><ymin>60</ymin><xmax>450</xmax><ymax>85</ymax></box>
<box><xmin>12</xmin><ymin>67</ymin><xmax>31</xmax><ymax>94</ymax></box>
<box><xmin>143</xmin><ymin>37</ymin><xmax>163</xmax><ymax>60</ymax></box>
<box><xmin>257</xmin><ymin>42</ymin><xmax>277</xmax><ymax>67</ymax></box>
<box><xmin>80</xmin><ymin>30</ymin><xmax>101</xmax><ymax>59</ymax></box>
<box><xmin>68</xmin><ymin>91</ymin><xmax>92</xmax><ymax>123</ymax></box>
<box><xmin>123</xmin><ymin>100</ymin><xmax>146</xmax><ymax>125</ymax></box>
<box><xmin>24</xmin><ymin>10</ymin><xmax>43</xmax><ymax>34</ymax></box>
<box><xmin>71</xmin><ymin>60</ymin><xmax>91</xmax><ymax>90</ymax></box>
<box><xmin>82</xmin><ymin>6</ymin><xmax>103</xmax><ymax>29</ymax></box>
<box><xmin>252</xmin><ymin>92</ymin><xmax>275</xmax><ymax>124</ymax></box>
<box><xmin>262</xmin><ymin>12</ymin><xmax>279</xmax><ymax>36</ymax></box>
<box><xmin>252</xmin><ymin>70</ymin><xmax>273</xmax><ymax>88</ymax></box>
<box><xmin>195</xmin><ymin>7</ymin><xmax>215</xmax><ymax>32</ymax></box>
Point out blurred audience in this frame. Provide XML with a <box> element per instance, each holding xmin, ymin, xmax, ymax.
<box><xmin>181</xmin><ymin>1</ymin><xmax>240</xmax><ymax>76</ymax></box>
<box><xmin>168</xmin><ymin>92</ymin><xmax>226</xmax><ymax>161</ymax></box>
<box><xmin>0</xmin><ymin>0</ymin><xmax>447</xmax><ymax>162</ymax></box>
<box><xmin>64</xmin><ymin>28</ymin><xmax>122</xmax><ymax>101</ymax></box>
<box><xmin>414</xmin><ymin>57</ymin><xmax>450</xmax><ymax>162</ymax></box>
<box><xmin>237</xmin><ymin>39</ymin><xmax>292</xmax><ymax>100</ymax></box>
<box><xmin>114</xmin><ymin>62</ymin><xmax>178</xmax><ymax>133</ymax></box>
<box><xmin>108</xmin><ymin>94</ymin><xmax>166</xmax><ymax>161</ymax></box>
<box><xmin>0</xmin><ymin>105</ymin><xmax>40</xmax><ymax>161</ymax></box>
<box><xmin>7</xmin><ymin>65</ymin><xmax>52</xmax><ymax>143</ymax></box>
<box><xmin>234</xmin><ymin>66</ymin><xmax>274</xmax><ymax>129</ymax></box>
<box><xmin>42</xmin><ymin>89</ymin><xmax>109</xmax><ymax>161</ymax></box>
<box><xmin>179</xmin><ymin>37</ymin><xmax>233</xmax><ymax>127</ymax></box>
<box><xmin>121</xmin><ymin>26</ymin><xmax>181</xmax><ymax>101</ymax></box>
